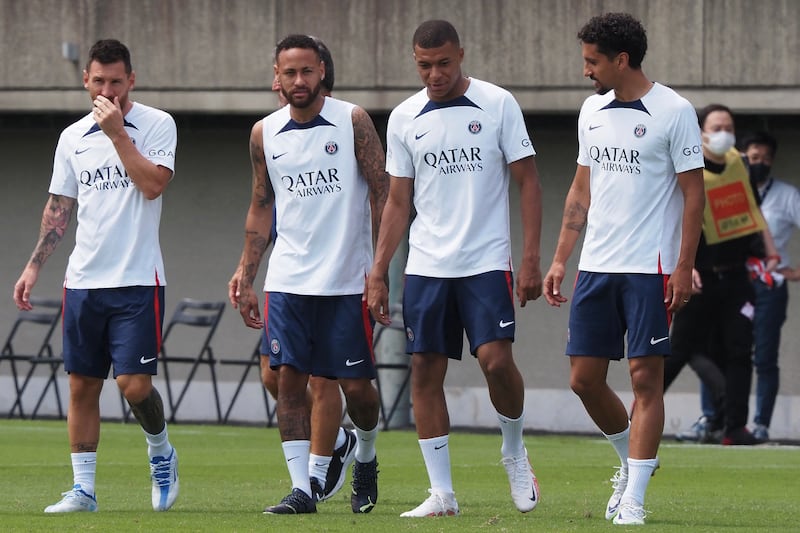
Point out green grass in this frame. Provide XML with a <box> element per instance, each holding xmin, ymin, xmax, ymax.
<box><xmin>0</xmin><ymin>420</ymin><xmax>797</xmax><ymax>531</ymax></box>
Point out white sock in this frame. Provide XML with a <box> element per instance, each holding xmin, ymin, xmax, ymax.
<box><xmin>498</xmin><ymin>411</ymin><xmax>525</xmax><ymax>457</ymax></box>
<box><xmin>282</xmin><ymin>440</ymin><xmax>311</xmax><ymax>497</ymax></box>
<box><xmin>603</xmin><ymin>421</ymin><xmax>631</xmax><ymax>473</ymax></box>
<box><xmin>144</xmin><ymin>425</ymin><xmax>172</xmax><ymax>458</ymax></box>
<box><xmin>333</xmin><ymin>427</ymin><xmax>346</xmax><ymax>450</ymax></box>
<box><xmin>71</xmin><ymin>452</ymin><xmax>97</xmax><ymax>496</ymax></box>
<box><xmin>353</xmin><ymin>422</ymin><xmax>378</xmax><ymax>463</ymax></box>
<box><xmin>419</xmin><ymin>435</ymin><xmax>454</xmax><ymax>495</ymax></box>
<box><xmin>622</xmin><ymin>457</ymin><xmax>659</xmax><ymax>506</ymax></box>
<box><xmin>309</xmin><ymin>453</ymin><xmax>331</xmax><ymax>484</ymax></box>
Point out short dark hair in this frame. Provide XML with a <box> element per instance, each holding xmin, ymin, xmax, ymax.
<box><xmin>274</xmin><ymin>34</ymin><xmax>321</xmax><ymax>65</ymax></box>
<box><xmin>86</xmin><ymin>39</ymin><xmax>132</xmax><ymax>74</ymax></box>
<box><xmin>413</xmin><ymin>19</ymin><xmax>460</xmax><ymax>49</ymax></box>
<box><xmin>742</xmin><ymin>131</ymin><xmax>778</xmax><ymax>158</ymax></box>
<box><xmin>311</xmin><ymin>37</ymin><xmax>335</xmax><ymax>93</ymax></box>
<box><xmin>578</xmin><ymin>12</ymin><xmax>647</xmax><ymax>69</ymax></box>
<box><xmin>697</xmin><ymin>103</ymin><xmax>733</xmax><ymax>129</ymax></box>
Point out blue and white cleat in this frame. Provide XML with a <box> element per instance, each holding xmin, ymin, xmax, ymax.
<box><xmin>44</xmin><ymin>484</ymin><xmax>98</xmax><ymax>513</ymax></box>
<box><xmin>150</xmin><ymin>447</ymin><xmax>179</xmax><ymax>511</ymax></box>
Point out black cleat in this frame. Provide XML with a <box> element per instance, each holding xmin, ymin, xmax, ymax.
<box><xmin>263</xmin><ymin>488</ymin><xmax>317</xmax><ymax>514</ymax></box>
<box><xmin>351</xmin><ymin>457</ymin><xmax>379</xmax><ymax>513</ymax></box>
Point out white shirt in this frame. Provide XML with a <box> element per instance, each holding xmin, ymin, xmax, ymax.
<box><xmin>49</xmin><ymin>102</ymin><xmax>176</xmax><ymax>288</ymax></box>
<box><xmin>262</xmin><ymin>97</ymin><xmax>373</xmax><ymax>295</ymax></box>
<box><xmin>386</xmin><ymin>78</ymin><xmax>535</xmax><ymax>277</ymax></box>
<box><xmin>758</xmin><ymin>178</ymin><xmax>800</xmax><ymax>268</ymax></box>
<box><xmin>576</xmin><ymin>82</ymin><xmax>703</xmax><ymax>274</ymax></box>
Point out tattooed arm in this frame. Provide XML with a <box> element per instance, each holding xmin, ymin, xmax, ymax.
<box><xmin>543</xmin><ymin>164</ymin><xmax>591</xmax><ymax>307</ymax></box>
<box><xmin>13</xmin><ymin>194</ymin><xmax>76</xmax><ymax>310</ymax></box>
<box><xmin>227</xmin><ymin>120</ymin><xmax>275</xmax><ymax>329</ymax></box>
<box><xmin>351</xmin><ymin>105</ymin><xmax>389</xmax><ymax>246</ymax></box>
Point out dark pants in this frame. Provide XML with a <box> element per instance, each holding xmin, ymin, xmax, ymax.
<box><xmin>752</xmin><ymin>279</ymin><xmax>788</xmax><ymax>427</ymax></box>
<box><xmin>666</xmin><ymin>268</ymin><xmax>755</xmax><ymax>432</ymax></box>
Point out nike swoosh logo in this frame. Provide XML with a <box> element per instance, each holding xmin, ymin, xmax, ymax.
<box><xmin>434</xmin><ymin>443</ymin><xmax>447</xmax><ymax>450</ymax></box>
<box><xmin>287</xmin><ymin>455</ymin><xmax>300</xmax><ymax>462</ymax></box>
<box><xmin>272</xmin><ymin>152</ymin><xmax>288</xmax><ymax>160</ymax></box>
<box><xmin>139</xmin><ymin>356</ymin><xmax>157</xmax><ymax>364</ymax></box>
<box><xmin>650</xmin><ymin>336</ymin><xmax>669</xmax><ymax>345</ymax></box>
<box><xmin>345</xmin><ymin>359</ymin><xmax>364</xmax><ymax>367</ymax></box>
<box><xmin>588</xmin><ymin>124</ymin><xmax>603</xmax><ymax>131</ymax></box>
<box><xmin>499</xmin><ymin>320</ymin><xmax>515</xmax><ymax>328</ymax></box>
<box><xmin>415</xmin><ymin>131</ymin><xmax>430</xmax><ymax>140</ymax></box>
<box><xmin>75</xmin><ymin>147</ymin><xmax>90</xmax><ymax>154</ymax></box>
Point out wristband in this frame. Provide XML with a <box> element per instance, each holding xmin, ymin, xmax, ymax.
<box><xmin>767</xmin><ymin>255</ymin><xmax>781</xmax><ymax>262</ymax></box>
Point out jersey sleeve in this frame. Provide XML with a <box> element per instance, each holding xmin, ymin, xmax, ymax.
<box><xmin>499</xmin><ymin>92</ymin><xmax>535</xmax><ymax>163</ymax></box>
<box><xmin>576</xmin><ymin>98</ymin><xmax>591</xmax><ymax>167</ymax></box>
<box><xmin>385</xmin><ymin>107</ymin><xmax>414</xmax><ymax>179</ymax></box>
<box><xmin>141</xmin><ymin>113</ymin><xmax>177</xmax><ymax>173</ymax></box>
<box><xmin>48</xmin><ymin>129</ymin><xmax>78</xmax><ymax>198</ymax></box>
<box><xmin>668</xmin><ymin>100</ymin><xmax>704</xmax><ymax>174</ymax></box>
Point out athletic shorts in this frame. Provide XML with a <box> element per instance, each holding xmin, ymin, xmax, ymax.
<box><xmin>566</xmin><ymin>271</ymin><xmax>670</xmax><ymax>359</ymax></box>
<box><xmin>402</xmin><ymin>270</ymin><xmax>515</xmax><ymax>359</ymax></box>
<box><xmin>62</xmin><ymin>286</ymin><xmax>165</xmax><ymax>378</ymax></box>
<box><xmin>263</xmin><ymin>292</ymin><xmax>375</xmax><ymax>379</ymax></box>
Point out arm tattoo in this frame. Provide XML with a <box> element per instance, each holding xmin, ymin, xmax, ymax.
<box><xmin>128</xmin><ymin>387</ymin><xmax>167</xmax><ymax>435</ymax></box>
<box><xmin>31</xmin><ymin>194</ymin><xmax>74</xmax><ymax>266</ymax></box>
<box><xmin>564</xmin><ymin>200</ymin><xmax>588</xmax><ymax>233</ymax></box>
<box><xmin>250</xmin><ymin>135</ymin><xmax>274</xmax><ymax>209</ymax></box>
<box><xmin>352</xmin><ymin>107</ymin><xmax>389</xmax><ymax>240</ymax></box>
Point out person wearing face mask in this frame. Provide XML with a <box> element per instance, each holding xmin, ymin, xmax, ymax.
<box><xmin>665</xmin><ymin>104</ymin><xmax>779</xmax><ymax>446</ymax></box>
<box><xmin>743</xmin><ymin>131</ymin><xmax>800</xmax><ymax>442</ymax></box>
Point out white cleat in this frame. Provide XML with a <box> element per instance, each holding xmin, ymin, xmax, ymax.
<box><xmin>44</xmin><ymin>484</ymin><xmax>98</xmax><ymax>513</ymax></box>
<box><xmin>400</xmin><ymin>489</ymin><xmax>459</xmax><ymax>517</ymax></box>
<box><xmin>613</xmin><ymin>500</ymin><xmax>647</xmax><ymax>525</ymax></box>
<box><xmin>605</xmin><ymin>467</ymin><xmax>628</xmax><ymax>519</ymax></box>
<box><xmin>150</xmin><ymin>447</ymin><xmax>179</xmax><ymax>511</ymax></box>
<box><xmin>501</xmin><ymin>449</ymin><xmax>540</xmax><ymax>512</ymax></box>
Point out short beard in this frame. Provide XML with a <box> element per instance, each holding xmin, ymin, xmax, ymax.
<box><xmin>284</xmin><ymin>83</ymin><xmax>321</xmax><ymax>109</ymax></box>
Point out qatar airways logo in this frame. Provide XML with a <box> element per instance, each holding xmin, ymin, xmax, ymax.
<box><xmin>281</xmin><ymin>168</ymin><xmax>342</xmax><ymax>198</ymax></box>
<box><xmin>423</xmin><ymin>147</ymin><xmax>483</xmax><ymax>175</ymax></box>
<box><xmin>79</xmin><ymin>165</ymin><xmax>133</xmax><ymax>191</ymax></box>
<box><xmin>588</xmin><ymin>145</ymin><xmax>641</xmax><ymax>174</ymax></box>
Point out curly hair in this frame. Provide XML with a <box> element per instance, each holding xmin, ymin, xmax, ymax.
<box><xmin>413</xmin><ymin>19</ymin><xmax>460</xmax><ymax>49</ymax></box>
<box><xmin>578</xmin><ymin>12</ymin><xmax>647</xmax><ymax>69</ymax></box>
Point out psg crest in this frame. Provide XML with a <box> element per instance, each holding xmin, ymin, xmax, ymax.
<box><xmin>325</xmin><ymin>141</ymin><xmax>338</xmax><ymax>154</ymax></box>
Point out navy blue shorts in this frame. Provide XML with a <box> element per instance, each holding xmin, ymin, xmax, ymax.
<box><xmin>62</xmin><ymin>286</ymin><xmax>165</xmax><ymax>378</ymax></box>
<box><xmin>263</xmin><ymin>292</ymin><xmax>375</xmax><ymax>379</ymax></box>
<box><xmin>402</xmin><ymin>270</ymin><xmax>515</xmax><ymax>358</ymax></box>
<box><xmin>567</xmin><ymin>271</ymin><xmax>671</xmax><ymax>359</ymax></box>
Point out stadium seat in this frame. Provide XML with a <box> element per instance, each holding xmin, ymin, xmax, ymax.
<box><xmin>372</xmin><ymin>304</ymin><xmax>410</xmax><ymax>430</ymax></box>
<box><xmin>158</xmin><ymin>299</ymin><xmax>225</xmax><ymax>423</ymax></box>
<box><xmin>1</xmin><ymin>297</ymin><xmax>64</xmax><ymax>419</ymax></box>
<box><xmin>220</xmin><ymin>338</ymin><xmax>276</xmax><ymax>426</ymax></box>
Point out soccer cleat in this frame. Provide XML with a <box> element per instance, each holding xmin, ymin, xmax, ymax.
<box><xmin>322</xmin><ymin>428</ymin><xmax>357</xmax><ymax>501</ymax></box>
<box><xmin>501</xmin><ymin>450</ymin><xmax>540</xmax><ymax>512</ymax></box>
<box><xmin>612</xmin><ymin>500</ymin><xmax>647</xmax><ymax>525</ymax></box>
<box><xmin>400</xmin><ymin>489</ymin><xmax>459</xmax><ymax>517</ymax></box>
<box><xmin>263</xmin><ymin>488</ymin><xmax>317</xmax><ymax>514</ymax></box>
<box><xmin>752</xmin><ymin>424</ymin><xmax>769</xmax><ymax>443</ymax></box>
<box><xmin>150</xmin><ymin>447</ymin><xmax>179</xmax><ymax>511</ymax></box>
<box><xmin>44</xmin><ymin>484</ymin><xmax>98</xmax><ymax>513</ymax></box>
<box><xmin>350</xmin><ymin>457</ymin><xmax>378</xmax><ymax>513</ymax></box>
<box><xmin>605</xmin><ymin>467</ymin><xmax>628</xmax><ymax>520</ymax></box>
<box><xmin>310</xmin><ymin>477</ymin><xmax>324</xmax><ymax>503</ymax></box>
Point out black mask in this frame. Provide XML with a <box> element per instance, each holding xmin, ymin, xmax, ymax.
<box><xmin>749</xmin><ymin>162</ymin><xmax>772</xmax><ymax>184</ymax></box>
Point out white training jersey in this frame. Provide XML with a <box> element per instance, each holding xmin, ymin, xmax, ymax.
<box><xmin>386</xmin><ymin>78</ymin><xmax>535</xmax><ymax>277</ymax></box>
<box><xmin>49</xmin><ymin>102</ymin><xmax>176</xmax><ymax>289</ymax></box>
<box><xmin>758</xmin><ymin>178</ymin><xmax>800</xmax><ymax>269</ymax></box>
<box><xmin>262</xmin><ymin>97</ymin><xmax>372</xmax><ymax>295</ymax></box>
<box><xmin>576</xmin><ymin>82</ymin><xmax>703</xmax><ymax>274</ymax></box>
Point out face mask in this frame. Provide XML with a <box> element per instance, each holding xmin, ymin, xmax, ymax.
<box><xmin>749</xmin><ymin>162</ymin><xmax>772</xmax><ymax>184</ymax></box>
<box><xmin>704</xmin><ymin>131</ymin><xmax>736</xmax><ymax>156</ymax></box>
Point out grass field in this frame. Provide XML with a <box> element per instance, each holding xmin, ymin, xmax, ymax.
<box><xmin>0</xmin><ymin>419</ymin><xmax>797</xmax><ymax>532</ymax></box>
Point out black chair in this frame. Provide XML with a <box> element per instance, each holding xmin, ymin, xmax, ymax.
<box><xmin>1</xmin><ymin>297</ymin><xmax>64</xmax><ymax>419</ymax></box>
<box><xmin>372</xmin><ymin>305</ymin><xmax>410</xmax><ymax>430</ymax></box>
<box><xmin>220</xmin><ymin>339</ymin><xmax>276</xmax><ymax>426</ymax></box>
<box><xmin>158</xmin><ymin>299</ymin><xmax>225</xmax><ymax>423</ymax></box>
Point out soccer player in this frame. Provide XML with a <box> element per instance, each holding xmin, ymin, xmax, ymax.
<box><xmin>228</xmin><ymin>37</ymin><xmax>358</xmax><ymax>503</ymax></box>
<box><xmin>233</xmin><ymin>34</ymin><xmax>387</xmax><ymax>515</ymax></box>
<box><xmin>367</xmin><ymin>20</ymin><xmax>544</xmax><ymax>517</ymax></box>
<box><xmin>543</xmin><ymin>13</ymin><xmax>705</xmax><ymax>525</ymax></box>
<box><xmin>13</xmin><ymin>39</ymin><xmax>179</xmax><ymax>513</ymax></box>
